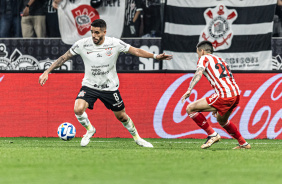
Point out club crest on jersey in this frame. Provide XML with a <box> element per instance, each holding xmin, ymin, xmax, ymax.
<box><xmin>199</xmin><ymin>4</ymin><xmax>237</xmax><ymax>51</ymax></box>
<box><xmin>71</xmin><ymin>5</ymin><xmax>100</xmax><ymax>36</ymax></box>
<box><xmin>78</xmin><ymin>90</ymin><xmax>86</xmax><ymax>97</ymax></box>
<box><xmin>105</xmin><ymin>48</ymin><xmax>113</xmax><ymax>56</ymax></box>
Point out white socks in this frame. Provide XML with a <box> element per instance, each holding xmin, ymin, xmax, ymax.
<box><xmin>121</xmin><ymin>116</ymin><xmax>141</xmax><ymax>141</ymax></box>
<box><xmin>76</xmin><ymin>113</ymin><xmax>140</xmax><ymax>140</ymax></box>
<box><xmin>75</xmin><ymin>112</ymin><xmax>94</xmax><ymax>131</ymax></box>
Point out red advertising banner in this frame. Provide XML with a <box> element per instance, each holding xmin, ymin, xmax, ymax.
<box><xmin>0</xmin><ymin>73</ymin><xmax>281</xmax><ymax>139</ymax></box>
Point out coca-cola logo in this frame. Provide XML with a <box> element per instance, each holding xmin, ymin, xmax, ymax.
<box><xmin>154</xmin><ymin>74</ymin><xmax>282</xmax><ymax>139</ymax></box>
<box><xmin>240</xmin><ymin>74</ymin><xmax>282</xmax><ymax>139</ymax></box>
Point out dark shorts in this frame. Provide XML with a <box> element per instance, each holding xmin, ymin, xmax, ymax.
<box><xmin>206</xmin><ymin>93</ymin><xmax>240</xmax><ymax>116</ymax></box>
<box><xmin>76</xmin><ymin>86</ymin><xmax>125</xmax><ymax>111</ymax></box>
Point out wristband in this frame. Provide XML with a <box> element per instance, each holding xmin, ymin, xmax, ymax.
<box><xmin>153</xmin><ymin>54</ymin><xmax>157</xmax><ymax>59</ymax></box>
<box><xmin>26</xmin><ymin>4</ymin><xmax>30</xmax><ymax>7</ymax></box>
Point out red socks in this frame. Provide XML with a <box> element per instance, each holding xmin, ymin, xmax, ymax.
<box><xmin>189</xmin><ymin>112</ymin><xmax>215</xmax><ymax>135</ymax></box>
<box><xmin>222</xmin><ymin>120</ymin><xmax>246</xmax><ymax>145</ymax></box>
<box><xmin>189</xmin><ymin>113</ymin><xmax>246</xmax><ymax>145</ymax></box>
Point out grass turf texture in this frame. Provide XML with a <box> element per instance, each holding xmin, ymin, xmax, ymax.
<box><xmin>0</xmin><ymin>138</ymin><xmax>281</xmax><ymax>184</ymax></box>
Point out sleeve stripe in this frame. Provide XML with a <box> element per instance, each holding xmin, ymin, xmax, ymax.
<box><xmin>70</xmin><ymin>48</ymin><xmax>78</xmax><ymax>55</ymax></box>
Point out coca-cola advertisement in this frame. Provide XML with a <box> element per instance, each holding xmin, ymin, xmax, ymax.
<box><xmin>0</xmin><ymin>73</ymin><xmax>281</xmax><ymax>139</ymax></box>
<box><xmin>153</xmin><ymin>73</ymin><xmax>282</xmax><ymax>139</ymax></box>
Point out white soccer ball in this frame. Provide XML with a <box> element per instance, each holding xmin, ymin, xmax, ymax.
<box><xmin>57</xmin><ymin>122</ymin><xmax>76</xmax><ymax>141</ymax></box>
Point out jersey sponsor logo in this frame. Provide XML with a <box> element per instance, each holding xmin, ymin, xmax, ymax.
<box><xmin>91</xmin><ymin>69</ymin><xmax>109</xmax><ymax>76</ymax></box>
<box><xmin>103</xmin><ymin>43</ymin><xmax>113</xmax><ymax>47</ymax></box>
<box><xmin>97</xmin><ymin>53</ymin><xmax>102</xmax><ymax>57</ymax></box>
<box><xmin>200</xmin><ymin>4</ymin><xmax>237</xmax><ymax>51</ymax></box>
<box><xmin>92</xmin><ymin>64</ymin><xmax>109</xmax><ymax>69</ymax></box>
<box><xmin>209</xmin><ymin>93</ymin><xmax>218</xmax><ymax>102</ymax></box>
<box><xmin>93</xmin><ymin>83</ymin><xmax>109</xmax><ymax>89</ymax></box>
<box><xmin>71</xmin><ymin>5</ymin><xmax>100</xmax><ymax>36</ymax></box>
<box><xmin>105</xmin><ymin>48</ymin><xmax>113</xmax><ymax>56</ymax></box>
<box><xmin>113</xmin><ymin>101</ymin><xmax>123</xmax><ymax>107</ymax></box>
<box><xmin>78</xmin><ymin>90</ymin><xmax>86</xmax><ymax>97</ymax></box>
<box><xmin>83</xmin><ymin>44</ymin><xmax>93</xmax><ymax>48</ymax></box>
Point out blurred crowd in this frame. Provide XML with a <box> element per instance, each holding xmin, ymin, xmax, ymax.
<box><xmin>273</xmin><ymin>0</ymin><xmax>282</xmax><ymax>37</ymax></box>
<box><xmin>1</xmin><ymin>0</ymin><xmax>282</xmax><ymax>38</ymax></box>
<box><xmin>0</xmin><ymin>0</ymin><xmax>162</xmax><ymax>38</ymax></box>
<box><xmin>0</xmin><ymin>0</ymin><xmax>60</xmax><ymax>38</ymax></box>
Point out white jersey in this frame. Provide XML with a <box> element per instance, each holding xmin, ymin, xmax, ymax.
<box><xmin>70</xmin><ymin>36</ymin><xmax>131</xmax><ymax>91</ymax></box>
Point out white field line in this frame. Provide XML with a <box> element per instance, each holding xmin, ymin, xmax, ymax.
<box><xmin>1</xmin><ymin>140</ymin><xmax>282</xmax><ymax>145</ymax></box>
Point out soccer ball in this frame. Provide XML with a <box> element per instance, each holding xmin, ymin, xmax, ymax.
<box><xmin>57</xmin><ymin>122</ymin><xmax>76</xmax><ymax>141</ymax></box>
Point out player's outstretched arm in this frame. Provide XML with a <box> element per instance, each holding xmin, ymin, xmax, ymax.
<box><xmin>181</xmin><ymin>67</ymin><xmax>204</xmax><ymax>103</ymax></box>
<box><xmin>128</xmin><ymin>46</ymin><xmax>172</xmax><ymax>60</ymax></box>
<box><xmin>39</xmin><ymin>50</ymin><xmax>73</xmax><ymax>86</ymax></box>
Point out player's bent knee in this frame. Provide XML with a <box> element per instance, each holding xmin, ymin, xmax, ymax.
<box><xmin>217</xmin><ymin>119</ymin><xmax>227</xmax><ymax>126</ymax></box>
<box><xmin>186</xmin><ymin>104</ymin><xmax>194</xmax><ymax>114</ymax></box>
<box><xmin>74</xmin><ymin>107</ymin><xmax>85</xmax><ymax>116</ymax></box>
<box><xmin>217</xmin><ymin>116</ymin><xmax>227</xmax><ymax>126</ymax></box>
<box><xmin>115</xmin><ymin>113</ymin><xmax>128</xmax><ymax>122</ymax></box>
<box><xmin>116</xmin><ymin>115</ymin><xmax>127</xmax><ymax>122</ymax></box>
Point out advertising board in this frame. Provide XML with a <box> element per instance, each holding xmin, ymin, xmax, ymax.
<box><xmin>0</xmin><ymin>73</ymin><xmax>281</xmax><ymax>139</ymax></box>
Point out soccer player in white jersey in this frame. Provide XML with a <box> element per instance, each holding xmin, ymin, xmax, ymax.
<box><xmin>181</xmin><ymin>41</ymin><xmax>251</xmax><ymax>149</ymax></box>
<box><xmin>39</xmin><ymin>19</ymin><xmax>172</xmax><ymax>147</ymax></box>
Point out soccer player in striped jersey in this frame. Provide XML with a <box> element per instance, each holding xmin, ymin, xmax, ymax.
<box><xmin>181</xmin><ymin>41</ymin><xmax>251</xmax><ymax>149</ymax></box>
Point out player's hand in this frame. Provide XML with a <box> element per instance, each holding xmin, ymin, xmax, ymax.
<box><xmin>156</xmin><ymin>53</ymin><xmax>173</xmax><ymax>60</ymax></box>
<box><xmin>39</xmin><ymin>72</ymin><xmax>48</xmax><ymax>86</ymax></box>
<box><xmin>52</xmin><ymin>1</ymin><xmax>59</xmax><ymax>9</ymax></box>
<box><xmin>181</xmin><ymin>89</ymin><xmax>191</xmax><ymax>103</ymax></box>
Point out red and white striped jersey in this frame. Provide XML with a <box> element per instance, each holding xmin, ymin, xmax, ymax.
<box><xmin>197</xmin><ymin>54</ymin><xmax>240</xmax><ymax>98</ymax></box>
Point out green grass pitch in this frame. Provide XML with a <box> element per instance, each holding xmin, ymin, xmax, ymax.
<box><xmin>0</xmin><ymin>138</ymin><xmax>281</xmax><ymax>184</ymax></box>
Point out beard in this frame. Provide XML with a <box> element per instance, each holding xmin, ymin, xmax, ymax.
<box><xmin>93</xmin><ymin>36</ymin><xmax>103</xmax><ymax>45</ymax></box>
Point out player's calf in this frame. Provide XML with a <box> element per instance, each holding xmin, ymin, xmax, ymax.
<box><xmin>221</xmin><ymin>120</ymin><xmax>247</xmax><ymax>146</ymax></box>
<box><xmin>121</xmin><ymin>116</ymin><xmax>140</xmax><ymax>140</ymax></box>
<box><xmin>75</xmin><ymin>112</ymin><xmax>96</xmax><ymax>147</ymax></box>
<box><xmin>121</xmin><ymin>116</ymin><xmax>153</xmax><ymax>148</ymax></box>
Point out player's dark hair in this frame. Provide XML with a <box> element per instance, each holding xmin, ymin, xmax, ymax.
<box><xmin>91</xmin><ymin>19</ymin><xmax>107</xmax><ymax>30</ymax></box>
<box><xmin>196</xmin><ymin>40</ymin><xmax>214</xmax><ymax>54</ymax></box>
